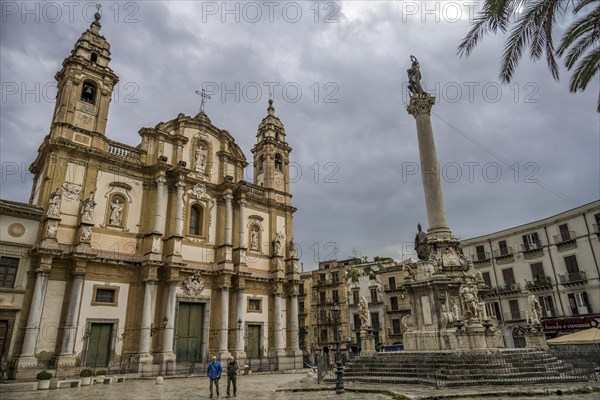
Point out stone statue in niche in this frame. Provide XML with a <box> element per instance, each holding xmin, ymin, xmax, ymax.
<box><xmin>250</xmin><ymin>227</ymin><xmax>260</xmax><ymax>250</ymax></box>
<box><xmin>195</xmin><ymin>143</ymin><xmax>207</xmax><ymax>174</ymax></box>
<box><xmin>80</xmin><ymin>226</ymin><xmax>92</xmax><ymax>242</ymax></box>
<box><xmin>109</xmin><ymin>197</ymin><xmax>124</xmax><ymax>225</ymax></box>
<box><xmin>47</xmin><ymin>188</ymin><xmax>62</xmax><ymax>217</ymax></box>
<box><xmin>273</xmin><ymin>232</ymin><xmax>285</xmax><ymax>256</ymax></box>
<box><xmin>288</xmin><ymin>238</ymin><xmax>297</xmax><ymax>259</ymax></box>
<box><xmin>81</xmin><ymin>191</ymin><xmax>96</xmax><ymax>222</ymax></box>
<box><xmin>46</xmin><ymin>221</ymin><xmax>58</xmax><ymax>238</ymax></box>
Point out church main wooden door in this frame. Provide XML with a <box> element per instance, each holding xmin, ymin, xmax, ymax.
<box><xmin>86</xmin><ymin>323</ymin><xmax>112</xmax><ymax>367</ymax></box>
<box><xmin>176</xmin><ymin>303</ymin><xmax>204</xmax><ymax>362</ymax></box>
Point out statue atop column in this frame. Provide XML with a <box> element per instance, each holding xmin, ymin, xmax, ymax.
<box><xmin>407</xmin><ymin>55</ymin><xmax>426</xmax><ymax>96</ymax></box>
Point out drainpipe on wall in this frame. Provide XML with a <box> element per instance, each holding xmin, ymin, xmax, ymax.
<box><xmin>543</xmin><ymin>226</ymin><xmax>566</xmax><ymax>315</ymax></box>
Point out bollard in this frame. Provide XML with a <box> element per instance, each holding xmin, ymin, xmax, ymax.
<box><xmin>155</xmin><ymin>376</ymin><xmax>164</xmax><ymax>385</ymax></box>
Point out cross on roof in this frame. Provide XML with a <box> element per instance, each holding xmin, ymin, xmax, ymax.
<box><xmin>195</xmin><ymin>89</ymin><xmax>211</xmax><ymax>114</ymax></box>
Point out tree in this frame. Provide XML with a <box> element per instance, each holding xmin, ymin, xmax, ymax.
<box><xmin>458</xmin><ymin>0</ymin><xmax>600</xmax><ymax>112</ymax></box>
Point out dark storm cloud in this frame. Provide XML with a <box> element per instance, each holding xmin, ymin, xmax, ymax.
<box><xmin>1</xmin><ymin>1</ymin><xmax>598</xmax><ymax>268</ymax></box>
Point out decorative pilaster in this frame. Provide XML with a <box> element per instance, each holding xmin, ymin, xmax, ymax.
<box><xmin>224</xmin><ymin>194</ymin><xmax>233</xmax><ymax>245</ymax></box>
<box><xmin>174</xmin><ymin>181</ymin><xmax>185</xmax><ymax>237</ymax></box>
<box><xmin>135</xmin><ymin>278</ymin><xmax>157</xmax><ymax>368</ymax></box>
<box><xmin>56</xmin><ymin>271</ymin><xmax>85</xmax><ymax>365</ymax></box>
<box><xmin>154</xmin><ymin>176</ymin><xmax>167</xmax><ymax>233</ymax></box>
<box><xmin>219</xmin><ymin>286</ymin><xmax>230</xmax><ymax>354</ymax></box>
<box><xmin>235</xmin><ymin>288</ymin><xmax>245</xmax><ymax>356</ymax></box>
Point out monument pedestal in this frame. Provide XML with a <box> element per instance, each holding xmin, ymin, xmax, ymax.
<box><xmin>360</xmin><ymin>328</ymin><xmax>377</xmax><ymax>354</ymax></box>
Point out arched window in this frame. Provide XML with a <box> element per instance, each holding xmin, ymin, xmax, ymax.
<box><xmin>90</xmin><ymin>52</ymin><xmax>98</xmax><ymax>63</ymax></box>
<box><xmin>107</xmin><ymin>194</ymin><xmax>126</xmax><ymax>227</ymax></box>
<box><xmin>189</xmin><ymin>204</ymin><xmax>204</xmax><ymax>236</ymax></box>
<box><xmin>81</xmin><ymin>80</ymin><xmax>97</xmax><ymax>104</ymax></box>
<box><xmin>258</xmin><ymin>155</ymin><xmax>264</xmax><ymax>173</ymax></box>
<box><xmin>274</xmin><ymin>154</ymin><xmax>282</xmax><ymax>171</ymax></box>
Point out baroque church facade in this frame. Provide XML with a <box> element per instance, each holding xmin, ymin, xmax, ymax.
<box><xmin>0</xmin><ymin>13</ymin><xmax>301</xmax><ymax>376</ymax></box>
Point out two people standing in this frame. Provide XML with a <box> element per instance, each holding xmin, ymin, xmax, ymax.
<box><xmin>206</xmin><ymin>355</ymin><xmax>239</xmax><ymax>398</ymax></box>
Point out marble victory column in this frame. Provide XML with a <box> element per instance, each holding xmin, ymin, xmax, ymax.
<box><xmin>402</xmin><ymin>56</ymin><xmax>504</xmax><ymax>351</ymax></box>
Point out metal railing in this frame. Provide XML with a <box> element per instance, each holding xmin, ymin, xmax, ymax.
<box><xmin>493</xmin><ymin>247</ymin><xmax>514</xmax><ymax>258</ymax></box>
<box><xmin>559</xmin><ymin>271</ymin><xmax>587</xmax><ymax>284</ymax></box>
<box><xmin>554</xmin><ymin>231</ymin><xmax>576</xmax><ymax>245</ymax></box>
<box><xmin>525</xmin><ymin>276</ymin><xmax>552</xmax><ymax>289</ymax></box>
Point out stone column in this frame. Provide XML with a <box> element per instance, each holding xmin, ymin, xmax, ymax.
<box><xmin>224</xmin><ymin>194</ymin><xmax>233</xmax><ymax>245</ymax></box>
<box><xmin>289</xmin><ymin>294</ymin><xmax>300</xmax><ymax>350</ymax></box>
<box><xmin>162</xmin><ymin>282</ymin><xmax>177</xmax><ymax>353</ymax></box>
<box><xmin>174</xmin><ymin>182</ymin><xmax>185</xmax><ymax>237</ymax></box>
<box><xmin>19</xmin><ymin>269</ymin><xmax>51</xmax><ymax>358</ymax></box>
<box><xmin>219</xmin><ymin>286</ymin><xmax>230</xmax><ymax>353</ymax></box>
<box><xmin>273</xmin><ymin>293</ymin><xmax>283</xmax><ymax>353</ymax></box>
<box><xmin>407</xmin><ymin>95</ymin><xmax>451</xmax><ymax>239</ymax></box>
<box><xmin>58</xmin><ymin>272</ymin><xmax>85</xmax><ymax>359</ymax></box>
<box><xmin>238</xmin><ymin>199</ymin><xmax>246</xmax><ymax>248</ymax></box>
<box><xmin>138</xmin><ymin>280</ymin><xmax>157</xmax><ymax>359</ymax></box>
<box><xmin>154</xmin><ymin>176</ymin><xmax>167</xmax><ymax>233</ymax></box>
<box><xmin>235</xmin><ymin>288</ymin><xmax>245</xmax><ymax>354</ymax></box>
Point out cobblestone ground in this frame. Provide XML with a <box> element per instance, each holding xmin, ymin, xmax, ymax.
<box><xmin>2</xmin><ymin>373</ymin><xmax>598</xmax><ymax>400</ymax></box>
<box><xmin>1</xmin><ymin>373</ymin><xmax>390</xmax><ymax>400</ymax></box>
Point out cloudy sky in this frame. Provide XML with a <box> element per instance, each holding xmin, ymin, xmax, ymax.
<box><xmin>1</xmin><ymin>1</ymin><xmax>598</xmax><ymax>269</ymax></box>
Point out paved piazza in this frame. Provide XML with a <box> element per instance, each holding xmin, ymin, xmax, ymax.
<box><xmin>1</xmin><ymin>372</ymin><xmax>599</xmax><ymax>400</ymax></box>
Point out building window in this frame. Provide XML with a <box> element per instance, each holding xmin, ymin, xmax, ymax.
<box><xmin>332</xmin><ymin>290</ymin><xmax>339</xmax><ymax>304</ymax></box>
<box><xmin>274</xmin><ymin>154</ymin><xmax>282</xmax><ymax>170</ymax></box>
<box><xmin>559</xmin><ymin>223</ymin><xmax>572</xmax><ymax>241</ymax></box>
<box><xmin>370</xmin><ymin>312</ymin><xmax>380</xmax><ymax>330</ymax></box>
<box><xmin>508</xmin><ymin>299</ymin><xmax>521</xmax><ymax>320</ymax></box>
<box><xmin>568</xmin><ymin>292</ymin><xmax>591</xmax><ymax>315</ymax></box>
<box><xmin>299</xmin><ymin>283</ymin><xmax>304</xmax><ymax>295</ymax></box>
<box><xmin>353</xmin><ymin>314</ymin><xmax>361</xmax><ymax>330</ymax></box>
<box><xmin>485</xmin><ymin>301</ymin><xmax>502</xmax><ymax>321</ymax></box>
<box><xmin>319</xmin><ymin>291</ymin><xmax>326</xmax><ymax>304</ymax></box>
<box><xmin>81</xmin><ymin>80</ymin><xmax>97</xmax><ymax>104</ymax></box>
<box><xmin>189</xmin><ymin>204</ymin><xmax>204</xmax><ymax>236</ymax></box>
<box><xmin>594</xmin><ymin>213</ymin><xmax>600</xmax><ymax>233</ymax></box>
<box><xmin>522</xmin><ymin>232</ymin><xmax>541</xmax><ymax>250</ymax></box>
<box><xmin>539</xmin><ymin>295</ymin><xmax>556</xmax><ymax>317</ymax></box>
<box><xmin>0</xmin><ymin>257</ymin><xmax>19</xmax><ymax>289</ymax></box>
<box><xmin>476</xmin><ymin>245</ymin><xmax>487</xmax><ymax>261</ymax></box>
<box><xmin>498</xmin><ymin>240</ymin><xmax>509</xmax><ymax>256</ymax></box>
<box><xmin>331</xmin><ymin>272</ymin><xmax>339</xmax><ymax>284</ymax></box>
<box><xmin>502</xmin><ymin>268</ymin><xmax>516</xmax><ymax>285</ymax></box>
<box><xmin>564</xmin><ymin>255</ymin><xmax>579</xmax><ymax>273</ymax></box>
<box><xmin>352</xmin><ymin>289</ymin><xmax>359</xmax><ymax>305</ymax></box>
<box><xmin>319</xmin><ymin>274</ymin><xmax>325</xmax><ymax>283</ymax></box>
<box><xmin>320</xmin><ymin>310</ymin><xmax>327</xmax><ymax>322</ymax></box>
<box><xmin>481</xmin><ymin>271</ymin><xmax>492</xmax><ymax>287</ymax></box>
<box><xmin>299</xmin><ymin>301</ymin><xmax>304</xmax><ymax>312</ymax></box>
<box><xmin>90</xmin><ymin>52</ymin><xmax>98</xmax><ymax>63</ymax></box>
<box><xmin>248</xmin><ymin>298</ymin><xmax>261</xmax><ymax>312</ymax></box>
<box><xmin>392</xmin><ymin>319</ymin><xmax>401</xmax><ymax>334</ymax></box>
<box><xmin>320</xmin><ymin>329</ymin><xmax>328</xmax><ymax>344</ymax></box>
<box><xmin>107</xmin><ymin>193</ymin><xmax>127</xmax><ymax>227</ymax></box>
<box><xmin>388</xmin><ymin>276</ymin><xmax>396</xmax><ymax>290</ymax></box>
<box><xmin>530</xmin><ymin>262</ymin><xmax>545</xmax><ymax>280</ymax></box>
<box><xmin>370</xmin><ymin>288</ymin><xmax>378</xmax><ymax>303</ymax></box>
<box><xmin>390</xmin><ymin>296</ymin><xmax>398</xmax><ymax>311</ymax></box>
<box><xmin>91</xmin><ymin>285</ymin><xmax>119</xmax><ymax>306</ymax></box>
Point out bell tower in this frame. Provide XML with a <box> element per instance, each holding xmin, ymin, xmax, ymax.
<box><xmin>51</xmin><ymin>8</ymin><xmax>118</xmax><ymax>136</ymax></box>
<box><xmin>251</xmin><ymin>99</ymin><xmax>292</xmax><ymax>193</ymax></box>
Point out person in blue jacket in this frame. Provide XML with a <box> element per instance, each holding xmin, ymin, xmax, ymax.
<box><xmin>207</xmin><ymin>355</ymin><xmax>222</xmax><ymax>398</ymax></box>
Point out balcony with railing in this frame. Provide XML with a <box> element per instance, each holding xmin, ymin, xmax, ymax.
<box><xmin>593</xmin><ymin>224</ymin><xmax>599</xmax><ymax>235</ymax></box>
<box><xmin>369</xmin><ymin>296</ymin><xmax>384</xmax><ymax>306</ymax></box>
<box><xmin>503</xmin><ymin>310</ymin><xmax>526</xmax><ymax>322</ymax></box>
<box><xmin>558</xmin><ymin>271</ymin><xmax>587</xmax><ymax>285</ymax></box>
<box><xmin>520</xmin><ymin>241</ymin><xmax>544</xmax><ymax>257</ymax></box>
<box><xmin>107</xmin><ymin>140</ymin><xmax>143</xmax><ymax>162</ymax></box>
<box><xmin>314</xmin><ymin>278</ymin><xmax>341</xmax><ymax>287</ymax></box>
<box><xmin>495</xmin><ymin>282</ymin><xmax>521</xmax><ymax>295</ymax></box>
<box><xmin>385</xmin><ymin>303</ymin><xmax>411</xmax><ymax>313</ymax></box>
<box><xmin>383</xmin><ymin>284</ymin><xmax>402</xmax><ymax>292</ymax></box>
<box><xmin>387</xmin><ymin>329</ymin><xmax>403</xmax><ymax>338</ymax></box>
<box><xmin>471</xmin><ymin>251</ymin><xmax>491</xmax><ymax>264</ymax></box>
<box><xmin>525</xmin><ymin>276</ymin><xmax>552</xmax><ymax>291</ymax></box>
<box><xmin>493</xmin><ymin>247</ymin><xmax>515</xmax><ymax>262</ymax></box>
<box><xmin>554</xmin><ymin>231</ymin><xmax>577</xmax><ymax>250</ymax></box>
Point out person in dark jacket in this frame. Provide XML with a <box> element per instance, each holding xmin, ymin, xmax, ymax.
<box><xmin>207</xmin><ymin>355</ymin><xmax>222</xmax><ymax>398</ymax></box>
<box><xmin>225</xmin><ymin>356</ymin><xmax>239</xmax><ymax>398</ymax></box>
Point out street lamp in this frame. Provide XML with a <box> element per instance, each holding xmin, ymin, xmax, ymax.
<box><xmin>331</xmin><ymin>304</ymin><xmax>344</xmax><ymax>395</ymax></box>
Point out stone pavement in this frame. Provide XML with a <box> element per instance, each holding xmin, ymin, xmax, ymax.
<box><xmin>0</xmin><ymin>371</ymin><xmax>598</xmax><ymax>400</ymax></box>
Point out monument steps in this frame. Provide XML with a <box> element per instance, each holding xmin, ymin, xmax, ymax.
<box><xmin>337</xmin><ymin>349</ymin><xmax>592</xmax><ymax>386</ymax></box>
